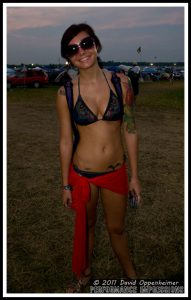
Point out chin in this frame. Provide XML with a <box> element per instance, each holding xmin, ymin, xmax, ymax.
<box><xmin>75</xmin><ymin>54</ymin><xmax>98</xmax><ymax>69</ymax></box>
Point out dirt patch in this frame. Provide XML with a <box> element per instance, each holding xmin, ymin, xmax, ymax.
<box><xmin>6</xmin><ymin>85</ymin><xmax>184</xmax><ymax>292</ymax></box>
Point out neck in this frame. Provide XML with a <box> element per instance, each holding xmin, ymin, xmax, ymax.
<box><xmin>78</xmin><ymin>61</ymin><xmax>103</xmax><ymax>82</ymax></box>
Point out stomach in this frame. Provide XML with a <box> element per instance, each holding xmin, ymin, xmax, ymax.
<box><xmin>73</xmin><ymin>120</ymin><xmax>125</xmax><ymax>172</ymax></box>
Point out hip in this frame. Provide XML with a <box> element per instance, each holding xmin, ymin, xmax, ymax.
<box><xmin>73</xmin><ymin>149</ymin><xmax>126</xmax><ymax>173</ymax></box>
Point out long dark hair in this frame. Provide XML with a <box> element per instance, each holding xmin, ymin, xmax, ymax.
<box><xmin>61</xmin><ymin>23</ymin><xmax>102</xmax><ymax>59</ymax></box>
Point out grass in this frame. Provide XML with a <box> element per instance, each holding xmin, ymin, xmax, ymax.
<box><xmin>6</xmin><ymin>80</ymin><xmax>185</xmax><ymax>293</ymax></box>
<box><xmin>138</xmin><ymin>80</ymin><xmax>184</xmax><ymax>111</ymax></box>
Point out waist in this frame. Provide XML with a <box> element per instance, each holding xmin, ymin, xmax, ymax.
<box><xmin>73</xmin><ymin>154</ymin><xmax>126</xmax><ymax>178</ymax></box>
<box><xmin>73</xmin><ymin>164</ymin><xmax>115</xmax><ymax>178</ymax></box>
<box><xmin>73</xmin><ymin>139</ymin><xmax>124</xmax><ymax>170</ymax></box>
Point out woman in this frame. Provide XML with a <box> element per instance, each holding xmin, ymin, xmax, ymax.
<box><xmin>56</xmin><ymin>23</ymin><xmax>142</xmax><ymax>292</ymax></box>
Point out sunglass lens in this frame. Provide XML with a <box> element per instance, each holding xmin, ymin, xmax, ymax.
<box><xmin>66</xmin><ymin>37</ymin><xmax>95</xmax><ymax>57</ymax></box>
<box><xmin>66</xmin><ymin>45</ymin><xmax>78</xmax><ymax>57</ymax></box>
<box><xmin>81</xmin><ymin>37</ymin><xmax>94</xmax><ymax>50</ymax></box>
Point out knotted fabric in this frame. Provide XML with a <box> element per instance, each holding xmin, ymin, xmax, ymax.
<box><xmin>69</xmin><ymin>163</ymin><xmax>129</xmax><ymax>278</ymax></box>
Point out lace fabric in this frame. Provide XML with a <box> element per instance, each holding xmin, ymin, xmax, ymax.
<box><xmin>72</xmin><ymin>72</ymin><xmax>123</xmax><ymax>126</ymax></box>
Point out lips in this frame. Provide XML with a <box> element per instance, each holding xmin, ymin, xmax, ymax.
<box><xmin>79</xmin><ymin>56</ymin><xmax>90</xmax><ymax>62</ymax></box>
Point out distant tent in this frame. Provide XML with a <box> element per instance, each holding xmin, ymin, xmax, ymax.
<box><xmin>118</xmin><ymin>65</ymin><xmax>132</xmax><ymax>72</ymax></box>
<box><xmin>33</xmin><ymin>66</ymin><xmax>42</xmax><ymax>70</ymax></box>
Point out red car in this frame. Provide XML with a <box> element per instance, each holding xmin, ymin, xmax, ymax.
<box><xmin>7</xmin><ymin>69</ymin><xmax>49</xmax><ymax>88</ymax></box>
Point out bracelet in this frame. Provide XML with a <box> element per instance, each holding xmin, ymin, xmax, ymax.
<box><xmin>62</xmin><ymin>184</ymin><xmax>73</xmax><ymax>191</ymax></box>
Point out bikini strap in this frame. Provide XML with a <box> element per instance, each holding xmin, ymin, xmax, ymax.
<box><xmin>102</xmin><ymin>70</ymin><xmax>123</xmax><ymax>102</ymax></box>
<box><xmin>78</xmin><ymin>76</ymin><xmax>81</xmax><ymax>95</ymax></box>
<box><xmin>102</xmin><ymin>70</ymin><xmax>111</xmax><ymax>88</ymax></box>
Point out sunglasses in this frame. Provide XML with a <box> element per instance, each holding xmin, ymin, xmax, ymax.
<box><xmin>66</xmin><ymin>36</ymin><xmax>95</xmax><ymax>58</ymax></box>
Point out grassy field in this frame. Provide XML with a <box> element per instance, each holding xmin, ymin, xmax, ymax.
<box><xmin>6</xmin><ymin>80</ymin><xmax>185</xmax><ymax>293</ymax></box>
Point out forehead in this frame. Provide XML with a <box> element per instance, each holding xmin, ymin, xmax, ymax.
<box><xmin>68</xmin><ymin>31</ymin><xmax>90</xmax><ymax>45</ymax></box>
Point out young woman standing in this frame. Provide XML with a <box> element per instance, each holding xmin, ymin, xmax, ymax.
<box><xmin>56</xmin><ymin>23</ymin><xmax>142</xmax><ymax>292</ymax></box>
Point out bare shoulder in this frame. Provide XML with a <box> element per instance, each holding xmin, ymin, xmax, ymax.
<box><xmin>102</xmin><ymin>68</ymin><xmax>111</xmax><ymax>75</ymax></box>
<box><xmin>56</xmin><ymin>86</ymin><xmax>68</xmax><ymax>111</ymax></box>
<box><xmin>57</xmin><ymin>75</ymin><xmax>78</xmax><ymax>97</ymax></box>
<box><xmin>102</xmin><ymin>68</ymin><xmax>112</xmax><ymax>79</ymax></box>
<box><xmin>116</xmin><ymin>73</ymin><xmax>128</xmax><ymax>84</ymax></box>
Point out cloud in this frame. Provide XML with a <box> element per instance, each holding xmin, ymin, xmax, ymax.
<box><xmin>7</xmin><ymin>6</ymin><xmax>184</xmax><ymax>33</ymax></box>
<box><xmin>7</xmin><ymin>7</ymin><xmax>91</xmax><ymax>31</ymax></box>
<box><xmin>6</xmin><ymin>5</ymin><xmax>185</xmax><ymax>63</ymax></box>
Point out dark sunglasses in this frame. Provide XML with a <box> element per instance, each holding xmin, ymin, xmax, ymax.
<box><xmin>66</xmin><ymin>36</ymin><xmax>95</xmax><ymax>58</ymax></box>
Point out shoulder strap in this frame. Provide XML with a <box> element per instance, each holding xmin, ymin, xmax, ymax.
<box><xmin>111</xmin><ymin>72</ymin><xmax>123</xmax><ymax>102</ymax></box>
<box><xmin>63</xmin><ymin>79</ymin><xmax>74</xmax><ymax>113</ymax></box>
<box><xmin>63</xmin><ymin>79</ymin><xmax>80</xmax><ymax>155</ymax></box>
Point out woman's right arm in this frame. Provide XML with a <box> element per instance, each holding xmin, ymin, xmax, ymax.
<box><xmin>56</xmin><ymin>86</ymin><xmax>73</xmax><ymax>208</ymax></box>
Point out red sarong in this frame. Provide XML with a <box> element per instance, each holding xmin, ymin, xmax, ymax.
<box><xmin>69</xmin><ymin>163</ymin><xmax>129</xmax><ymax>278</ymax></box>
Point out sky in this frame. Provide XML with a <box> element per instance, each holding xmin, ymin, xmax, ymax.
<box><xmin>5</xmin><ymin>3</ymin><xmax>186</xmax><ymax>65</ymax></box>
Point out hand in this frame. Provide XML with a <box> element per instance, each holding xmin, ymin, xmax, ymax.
<box><xmin>129</xmin><ymin>177</ymin><xmax>142</xmax><ymax>206</ymax></box>
<box><xmin>62</xmin><ymin>189</ymin><xmax>72</xmax><ymax>208</ymax></box>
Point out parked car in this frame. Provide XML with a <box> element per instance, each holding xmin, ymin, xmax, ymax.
<box><xmin>7</xmin><ymin>69</ymin><xmax>49</xmax><ymax>88</ymax></box>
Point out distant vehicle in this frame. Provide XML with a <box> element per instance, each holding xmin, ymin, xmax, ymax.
<box><xmin>142</xmin><ymin>67</ymin><xmax>159</xmax><ymax>74</ymax></box>
<box><xmin>141</xmin><ymin>67</ymin><xmax>161</xmax><ymax>81</ymax></box>
<box><xmin>173</xmin><ymin>71</ymin><xmax>183</xmax><ymax>80</ymax></box>
<box><xmin>7</xmin><ymin>69</ymin><xmax>49</xmax><ymax>89</ymax></box>
<box><xmin>104</xmin><ymin>66</ymin><xmax>123</xmax><ymax>73</ymax></box>
<box><xmin>7</xmin><ymin>68</ymin><xmax>16</xmax><ymax>77</ymax></box>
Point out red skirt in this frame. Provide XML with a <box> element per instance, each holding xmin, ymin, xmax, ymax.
<box><xmin>69</xmin><ymin>163</ymin><xmax>129</xmax><ymax>278</ymax></box>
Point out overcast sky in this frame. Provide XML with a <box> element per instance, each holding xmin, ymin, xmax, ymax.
<box><xmin>5</xmin><ymin>4</ymin><xmax>186</xmax><ymax>65</ymax></box>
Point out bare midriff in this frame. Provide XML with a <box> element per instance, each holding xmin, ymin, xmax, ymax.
<box><xmin>73</xmin><ymin>120</ymin><xmax>125</xmax><ymax>172</ymax></box>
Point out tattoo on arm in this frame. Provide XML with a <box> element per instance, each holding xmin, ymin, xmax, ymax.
<box><xmin>123</xmin><ymin>105</ymin><xmax>136</xmax><ymax>133</ymax></box>
<box><xmin>123</xmin><ymin>77</ymin><xmax>136</xmax><ymax>133</ymax></box>
<box><xmin>58</xmin><ymin>87</ymin><xmax>66</xmax><ymax>96</ymax></box>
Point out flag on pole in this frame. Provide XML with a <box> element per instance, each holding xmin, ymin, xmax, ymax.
<box><xmin>137</xmin><ymin>47</ymin><xmax>141</xmax><ymax>54</ymax></box>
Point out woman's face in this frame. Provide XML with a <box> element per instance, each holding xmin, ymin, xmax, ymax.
<box><xmin>67</xmin><ymin>31</ymin><xmax>98</xmax><ymax>69</ymax></box>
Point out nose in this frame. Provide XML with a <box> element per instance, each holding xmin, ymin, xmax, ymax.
<box><xmin>78</xmin><ymin>46</ymin><xmax>85</xmax><ymax>55</ymax></box>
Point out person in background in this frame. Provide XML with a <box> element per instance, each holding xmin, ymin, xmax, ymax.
<box><xmin>56</xmin><ymin>23</ymin><xmax>142</xmax><ymax>293</ymax></box>
<box><xmin>169</xmin><ymin>72</ymin><xmax>174</xmax><ymax>85</ymax></box>
<box><xmin>128</xmin><ymin>62</ymin><xmax>141</xmax><ymax>100</ymax></box>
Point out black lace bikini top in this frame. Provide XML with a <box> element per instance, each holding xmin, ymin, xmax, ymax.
<box><xmin>72</xmin><ymin>72</ymin><xmax>123</xmax><ymax>126</ymax></box>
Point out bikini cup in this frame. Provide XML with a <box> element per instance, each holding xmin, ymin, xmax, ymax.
<box><xmin>72</xmin><ymin>72</ymin><xmax>123</xmax><ymax>126</ymax></box>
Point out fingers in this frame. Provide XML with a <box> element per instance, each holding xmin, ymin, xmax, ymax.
<box><xmin>64</xmin><ymin>198</ymin><xmax>72</xmax><ymax>208</ymax></box>
<box><xmin>129</xmin><ymin>189</ymin><xmax>143</xmax><ymax>208</ymax></box>
<box><xmin>136</xmin><ymin>192</ymin><xmax>143</xmax><ymax>206</ymax></box>
<box><xmin>62</xmin><ymin>189</ymin><xmax>72</xmax><ymax>209</ymax></box>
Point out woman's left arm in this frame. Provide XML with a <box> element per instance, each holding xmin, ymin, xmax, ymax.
<box><xmin>121</xmin><ymin>76</ymin><xmax>142</xmax><ymax>202</ymax></box>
